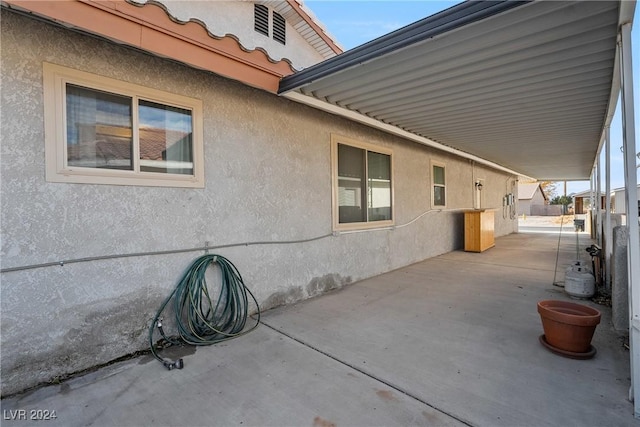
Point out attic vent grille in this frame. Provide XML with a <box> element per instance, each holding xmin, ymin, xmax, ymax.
<box><xmin>273</xmin><ymin>12</ymin><xmax>286</xmax><ymax>45</ymax></box>
<box><xmin>254</xmin><ymin>4</ymin><xmax>269</xmax><ymax>36</ymax></box>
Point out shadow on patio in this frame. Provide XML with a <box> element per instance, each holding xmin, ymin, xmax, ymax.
<box><xmin>1</xmin><ymin>224</ymin><xmax>633</xmax><ymax>426</ymax></box>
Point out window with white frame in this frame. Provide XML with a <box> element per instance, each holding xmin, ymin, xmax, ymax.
<box><xmin>432</xmin><ymin>161</ymin><xmax>446</xmax><ymax>207</ymax></box>
<box><xmin>332</xmin><ymin>135</ymin><xmax>393</xmax><ymax>230</ymax></box>
<box><xmin>43</xmin><ymin>63</ymin><xmax>204</xmax><ymax>188</ymax></box>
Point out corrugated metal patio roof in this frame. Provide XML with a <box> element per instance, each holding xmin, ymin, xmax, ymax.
<box><xmin>279</xmin><ymin>0</ymin><xmax>633</xmax><ymax>181</ymax></box>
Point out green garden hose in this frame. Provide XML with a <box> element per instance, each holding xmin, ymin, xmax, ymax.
<box><xmin>149</xmin><ymin>254</ymin><xmax>260</xmax><ymax>370</ymax></box>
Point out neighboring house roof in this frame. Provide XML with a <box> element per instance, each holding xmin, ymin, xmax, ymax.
<box><xmin>572</xmin><ymin>189</ymin><xmax>606</xmax><ymax>198</ymax></box>
<box><xmin>278</xmin><ymin>1</ymin><xmax>632</xmax><ymax>182</ymax></box>
<box><xmin>612</xmin><ymin>184</ymin><xmax>640</xmax><ymax>192</ymax></box>
<box><xmin>3</xmin><ymin>0</ymin><xmax>297</xmax><ymax>92</ymax></box>
<box><xmin>572</xmin><ymin>186</ymin><xmax>640</xmax><ymax>197</ymax></box>
<box><xmin>67</xmin><ymin>126</ymin><xmax>190</xmax><ymax>163</ymax></box>
<box><xmin>518</xmin><ymin>183</ymin><xmax>544</xmax><ymax>201</ymax></box>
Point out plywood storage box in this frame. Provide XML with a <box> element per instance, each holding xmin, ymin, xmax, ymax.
<box><xmin>464</xmin><ymin>210</ymin><xmax>495</xmax><ymax>252</ymax></box>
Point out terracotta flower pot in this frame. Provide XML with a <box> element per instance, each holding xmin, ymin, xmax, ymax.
<box><xmin>537</xmin><ymin>300</ymin><xmax>601</xmax><ymax>353</ymax></box>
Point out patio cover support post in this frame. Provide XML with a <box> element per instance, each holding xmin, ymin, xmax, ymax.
<box><xmin>620</xmin><ymin>22</ymin><xmax>640</xmax><ymax>418</ymax></box>
<box><xmin>590</xmin><ymin>167</ymin><xmax>595</xmax><ymax>237</ymax></box>
<box><xmin>597</xmin><ymin>147</ymin><xmax>602</xmax><ymax>247</ymax></box>
<box><xmin>605</xmin><ymin>127</ymin><xmax>612</xmax><ymax>291</ymax></box>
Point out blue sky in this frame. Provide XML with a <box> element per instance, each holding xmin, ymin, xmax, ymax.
<box><xmin>306</xmin><ymin>0</ymin><xmax>639</xmax><ymax>196</ymax></box>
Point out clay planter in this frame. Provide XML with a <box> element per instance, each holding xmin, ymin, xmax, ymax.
<box><xmin>537</xmin><ymin>300</ymin><xmax>601</xmax><ymax>354</ymax></box>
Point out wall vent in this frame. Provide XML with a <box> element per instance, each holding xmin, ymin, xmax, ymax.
<box><xmin>272</xmin><ymin>12</ymin><xmax>286</xmax><ymax>45</ymax></box>
<box><xmin>254</xmin><ymin>4</ymin><xmax>269</xmax><ymax>36</ymax></box>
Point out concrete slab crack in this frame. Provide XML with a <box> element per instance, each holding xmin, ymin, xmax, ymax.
<box><xmin>259</xmin><ymin>320</ymin><xmax>474</xmax><ymax>427</ymax></box>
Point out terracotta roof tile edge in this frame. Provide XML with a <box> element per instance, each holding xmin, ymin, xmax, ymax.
<box><xmin>129</xmin><ymin>0</ymin><xmax>297</xmax><ymax>70</ymax></box>
<box><xmin>3</xmin><ymin>0</ymin><xmax>295</xmax><ymax>92</ymax></box>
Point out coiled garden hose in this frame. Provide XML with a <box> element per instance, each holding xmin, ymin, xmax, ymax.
<box><xmin>149</xmin><ymin>254</ymin><xmax>260</xmax><ymax>370</ymax></box>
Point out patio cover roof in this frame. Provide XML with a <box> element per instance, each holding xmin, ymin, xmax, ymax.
<box><xmin>279</xmin><ymin>0</ymin><xmax>635</xmax><ymax>181</ymax></box>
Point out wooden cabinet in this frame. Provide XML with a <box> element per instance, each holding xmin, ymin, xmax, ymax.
<box><xmin>464</xmin><ymin>210</ymin><xmax>495</xmax><ymax>252</ymax></box>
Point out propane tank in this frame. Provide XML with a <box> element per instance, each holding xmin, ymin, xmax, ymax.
<box><xmin>565</xmin><ymin>266</ymin><xmax>595</xmax><ymax>299</ymax></box>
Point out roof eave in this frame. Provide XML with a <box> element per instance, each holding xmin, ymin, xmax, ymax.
<box><xmin>593</xmin><ymin>0</ymin><xmax>637</xmax><ymax>169</ymax></box>
<box><xmin>2</xmin><ymin>0</ymin><xmax>295</xmax><ymax>93</ymax></box>
<box><xmin>285</xmin><ymin>0</ymin><xmax>343</xmax><ymax>56</ymax></box>
<box><xmin>283</xmin><ymin>91</ymin><xmax>525</xmax><ymax>178</ymax></box>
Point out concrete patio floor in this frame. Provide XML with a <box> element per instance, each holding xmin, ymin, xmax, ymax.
<box><xmin>1</xmin><ymin>217</ymin><xmax>636</xmax><ymax>426</ymax></box>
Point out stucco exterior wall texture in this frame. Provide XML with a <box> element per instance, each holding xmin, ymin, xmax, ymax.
<box><xmin>0</xmin><ymin>11</ymin><xmax>517</xmax><ymax>395</ymax></box>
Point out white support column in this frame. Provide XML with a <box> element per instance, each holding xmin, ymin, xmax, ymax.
<box><xmin>597</xmin><ymin>149</ymin><xmax>602</xmax><ymax>247</ymax></box>
<box><xmin>605</xmin><ymin>127</ymin><xmax>612</xmax><ymax>291</ymax></box>
<box><xmin>620</xmin><ymin>23</ymin><xmax>640</xmax><ymax>419</ymax></box>
<box><xmin>590</xmin><ymin>168</ymin><xmax>595</xmax><ymax>237</ymax></box>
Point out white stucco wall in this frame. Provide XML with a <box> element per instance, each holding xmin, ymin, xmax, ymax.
<box><xmin>517</xmin><ymin>187</ymin><xmax>545</xmax><ymax>216</ymax></box>
<box><xmin>0</xmin><ymin>10</ymin><xmax>517</xmax><ymax>395</ymax></box>
<box><xmin>531</xmin><ymin>189</ymin><xmax>546</xmax><ymax>207</ymax></box>
<box><xmin>131</xmin><ymin>0</ymin><xmax>326</xmax><ymax>69</ymax></box>
<box><xmin>517</xmin><ymin>199</ymin><xmax>531</xmax><ymax>216</ymax></box>
<box><xmin>613</xmin><ymin>187</ymin><xmax>640</xmax><ymax>214</ymax></box>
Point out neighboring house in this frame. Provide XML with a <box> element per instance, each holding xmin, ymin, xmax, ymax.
<box><xmin>517</xmin><ymin>182</ymin><xmax>547</xmax><ymax>216</ymax></box>
<box><xmin>573</xmin><ymin>189</ymin><xmax>606</xmax><ymax>214</ymax></box>
<box><xmin>612</xmin><ymin>184</ymin><xmax>640</xmax><ymax>215</ymax></box>
<box><xmin>0</xmin><ymin>0</ymin><xmax>625</xmax><ymax>397</ymax></box>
